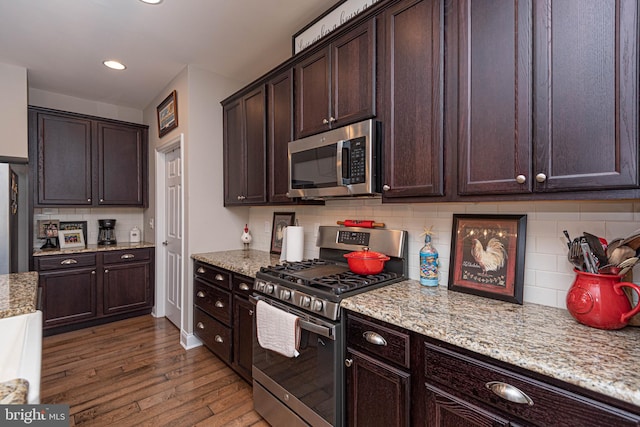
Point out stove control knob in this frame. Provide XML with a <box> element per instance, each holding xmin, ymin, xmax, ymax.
<box><xmin>313</xmin><ymin>300</ymin><xmax>323</xmax><ymax>312</ymax></box>
<box><xmin>265</xmin><ymin>284</ymin><xmax>274</xmax><ymax>294</ymax></box>
<box><xmin>256</xmin><ymin>281</ymin><xmax>266</xmax><ymax>292</ymax></box>
<box><xmin>301</xmin><ymin>296</ymin><xmax>311</xmax><ymax>307</ymax></box>
<box><xmin>281</xmin><ymin>290</ymin><xmax>292</xmax><ymax>300</ymax></box>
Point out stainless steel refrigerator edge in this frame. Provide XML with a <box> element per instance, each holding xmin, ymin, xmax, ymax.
<box><xmin>0</xmin><ymin>162</ymin><xmax>29</xmax><ymax>274</ymax></box>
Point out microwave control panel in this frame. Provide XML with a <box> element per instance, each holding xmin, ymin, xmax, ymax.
<box><xmin>345</xmin><ymin>136</ymin><xmax>366</xmax><ymax>184</ymax></box>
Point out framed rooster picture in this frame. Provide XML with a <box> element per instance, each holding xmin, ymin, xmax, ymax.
<box><xmin>449</xmin><ymin>214</ymin><xmax>527</xmax><ymax>304</ymax></box>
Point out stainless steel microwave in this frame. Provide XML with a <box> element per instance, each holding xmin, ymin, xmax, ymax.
<box><xmin>287</xmin><ymin>119</ymin><xmax>381</xmax><ymax>199</ymax></box>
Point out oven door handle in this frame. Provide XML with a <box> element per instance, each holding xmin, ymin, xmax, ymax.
<box><xmin>251</xmin><ymin>295</ymin><xmax>336</xmax><ymax>340</ymax></box>
<box><xmin>299</xmin><ymin>319</ymin><xmax>334</xmax><ymax>340</ymax></box>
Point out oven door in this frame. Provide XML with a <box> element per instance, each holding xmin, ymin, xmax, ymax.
<box><xmin>251</xmin><ymin>295</ymin><xmax>343</xmax><ymax>427</ymax></box>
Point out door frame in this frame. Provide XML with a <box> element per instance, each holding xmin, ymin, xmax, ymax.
<box><xmin>154</xmin><ymin>133</ymin><xmax>187</xmax><ymax>343</ymax></box>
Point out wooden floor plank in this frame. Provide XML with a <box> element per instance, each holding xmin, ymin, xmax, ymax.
<box><xmin>41</xmin><ymin>315</ymin><xmax>266</xmax><ymax>426</ymax></box>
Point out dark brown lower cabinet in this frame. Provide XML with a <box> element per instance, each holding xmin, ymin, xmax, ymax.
<box><xmin>35</xmin><ymin>248</ymin><xmax>154</xmax><ymax>334</ymax></box>
<box><xmin>193</xmin><ymin>261</ymin><xmax>254</xmax><ymax>383</ymax></box>
<box><xmin>345</xmin><ymin>310</ymin><xmax>640</xmax><ymax>426</ymax></box>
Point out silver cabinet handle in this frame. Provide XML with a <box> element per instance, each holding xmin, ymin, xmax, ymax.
<box><xmin>60</xmin><ymin>259</ymin><xmax>78</xmax><ymax>265</ymax></box>
<box><xmin>104</xmin><ymin>269</ymin><xmax>109</xmax><ymax>274</ymax></box>
<box><xmin>239</xmin><ymin>283</ymin><xmax>250</xmax><ymax>291</ymax></box>
<box><xmin>120</xmin><ymin>254</ymin><xmax>135</xmax><ymax>259</ymax></box>
<box><xmin>323</xmin><ymin>118</ymin><xmax>329</xmax><ymax>124</ymax></box>
<box><xmin>197</xmin><ymin>267</ymin><xmax>205</xmax><ymax>274</ymax></box>
<box><xmin>100</xmin><ymin>198</ymin><xmax>104</xmax><ymax>202</ymax></box>
<box><xmin>214</xmin><ymin>335</ymin><xmax>224</xmax><ymax>343</ymax></box>
<box><xmin>329</xmin><ymin>116</ymin><xmax>336</xmax><ymax>123</ymax></box>
<box><xmin>196</xmin><ymin>291</ymin><xmax>205</xmax><ymax>298</ymax></box>
<box><xmin>382</xmin><ymin>184</ymin><xmax>390</xmax><ymax>191</ymax></box>
<box><xmin>196</xmin><ymin>322</ymin><xmax>204</xmax><ymax>330</ymax></box>
<box><xmin>535</xmin><ymin>173</ymin><xmax>547</xmax><ymax>183</ymax></box>
<box><xmin>249</xmin><ymin>310</ymin><xmax>254</xmax><ymax>316</ymax></box>
<box><xmin>87</xmin><ymin>198</ymin><xmax>91</xmax><ymax>202</ymax></box>
<box><xmin>214</xmin><ymin>274</ymin><xmax>224</xmax><ymax>281</ymax></box>
<box><xmin>485</xmin><ymin>381</ymin><xmax>534</xmax><ymax>406</ymax></box>
<box><xmin>215</xmin><ymin>300</ymin><xmax>224</xmax><ymax>308</ymax></box>
<box><xmin>363</xmin><ymin>331</ymin><xmax>387</xmax><ymax>346</ymax></box>
<box><xmin>345</xmin><ymin>358</ymin><xmax>353</xmax><ymax>367</ymax></box>
<box><xmin>91</xmin><ymin>270</ymin><xmax>96</xmax><ymax>275</ymax></box>
<box><xmin>515</xmin><ymin>175</ymin><xmax>526</xmax><ymax>184</ymax></box>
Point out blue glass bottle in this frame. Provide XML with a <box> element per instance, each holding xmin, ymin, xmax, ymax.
<box><xmin>420</xmin><ymin>233</ymin><xmax>439</xmax><ymax>287</ymax></box>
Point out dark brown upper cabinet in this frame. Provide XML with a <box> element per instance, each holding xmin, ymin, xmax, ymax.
<box><xmin>379</xmin><ymin>0</ymin><xmax>444</xmax><ymax>199</ymax></box>
<box><xmin>295</xmin><ymin>19</ymin><xmax>376</xmax><ymax>138</ymax></box>
<box><xmin>223</xmin><ymin>85</ymin><xmax>267</xmax><ymax>206</ymax></box>
<box><xmin>29</xmin><ymin>107</ymin><xmax>148</xmax><ymax>207</ymax></box>
<box><xmin>267</xmin><ymin>68</ymin><xmax>295</xmax><ymax>203</ymax></box>
<box><xmin>451</xmin><ymin>0</ymin><xmax>639</xmax><ymax>196</ymax></box>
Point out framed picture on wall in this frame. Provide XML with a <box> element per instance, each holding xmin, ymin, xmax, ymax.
<box><xmin>157</xmin><ymin>90</ymin><xmax>178</xmax><ymax>137</ymax></box>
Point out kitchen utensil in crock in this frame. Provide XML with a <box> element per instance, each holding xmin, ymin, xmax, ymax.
<box><xmin>583</xmin><ymin>232</ymin><xmax>607</xmax><ymax>265</ymax></box>
<box><xmin>607</xmin><ymin>244</ymin><xmax>636</xmax><ymax>266</ymax></box>
<box><xmin>343</xmin><ymin>247</ymin><xmax>390</xmax><ymax>275</ymax></box>
<box><xmin>567</xmin><ymin>237</ymin><xmax>585</xmax><ymax>270</ymax></box>
<box><xmin>617</xmin><ymin>256</ymin><xmax>639</xmax><ymax>277</ymax></box>
<box><xmin>566</xmin><ymin>269</ymin><xmax>640</xmax><ymax>330</ymax></box>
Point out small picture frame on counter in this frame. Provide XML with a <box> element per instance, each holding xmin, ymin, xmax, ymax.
<box><xmin>270</xmin><ymin>212</ymin><xmax>296</xmax><ymax>254</ymax></box>
<box><xmin>58</xmin><ymin>229</ymin><xmax>86</xmax><ymax>249</ymax></box>
<box><xmin>449</xmin><ymin>214</ymin><xmax>527</xmax><ymax>304</ymax></box>
<box><xmin>59</xmin><ymin>221</ymin><xmax>88</xmax><ymax>245</ymax></box>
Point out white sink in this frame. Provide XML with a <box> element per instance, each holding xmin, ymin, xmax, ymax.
<box><xmin>0</xmin><ymin>310</ymin><xmax>42</xmax><ymax>404</ymax></box>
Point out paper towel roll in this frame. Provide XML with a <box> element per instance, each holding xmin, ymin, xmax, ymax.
<box><xmin>285</xmin><ymin>226</ymin><xmax>304</xmax><ymax>262</ymax></box>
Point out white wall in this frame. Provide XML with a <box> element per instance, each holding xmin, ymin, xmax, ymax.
<box><xmin>29</xmin><ymin>88</ymin><xmax>143</xmax><ymax>123</ymax></box>
<box><xmin>247</xmin><ymin>199</ymin><xmax>640</xmax><ymax>310</ymax></box>
<box><xmin>0</xmin><ymin>62</ymin><xmax>28</xmax><ymax>160</ymax></box>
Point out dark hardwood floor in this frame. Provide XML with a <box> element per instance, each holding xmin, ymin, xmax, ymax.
<box><xmin>41</xmin><ymin>315</ymin><xmax>268</xmax><ymax>427</ymax></box>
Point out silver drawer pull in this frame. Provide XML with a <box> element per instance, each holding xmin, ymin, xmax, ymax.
<box><xmin>249</xmin><ymin>310</ymin><xmax>254</xmax><ymax>316</ymax></box>
<box><xmin>120</xmin><ymin>254</ymin><xmax>135</xmax><ymax>259</ymax></box>
<box><xmin>197</xmin><ymin>267</ymin><xmax>205</xmax><ymax>274</ymax></box>
<box><xmin>215</xmin><ymin>300</ymin><xmax>224</xmax><ymax>308</ymax></box>
<box><xmin>363</xmin><ymin>331</ymin><xmax>387</xmax><ymax>346</ymax></box>
<box><xmin>196</xmin><ymin>322</ymin><xmax>205</xmax><ymax>330</ymax></box>
<box><xmin>239</xmin><ymin>283</ymin><xmax>250</xmax><ymax>291</ymax></box>
<box><xmin>196</xmin><ymin>291</ymin><xmax>205</xmax><ymax>298</ymax></box>
<box><xmin>344</xmin><ymin>358</ymin><xmax>353</xmax><ymax>367</ymax></box>
<box><xmin>60</xmin><ymin>259</ymin><xmax>78</xmax><ymax>265</ymax></box>
<box><xmin>485</xmin><ymin>381</ymin><xmax>534</xmax><ymax>406</ymax></box>
<box><xmin>214</xmin><ymin>335</ymin><xmax>224</xmax><ymax>343</ymax></box>
<box><xmin>214</xmin><ymin>273</ymin><xmax>224</xmax><ymax>281</ymax></box>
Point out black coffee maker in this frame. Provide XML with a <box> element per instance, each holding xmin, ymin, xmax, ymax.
<box><xmin>98</xmin><ymin>219</ymin><xmax>117</xmax><ymax>245</ymax></box>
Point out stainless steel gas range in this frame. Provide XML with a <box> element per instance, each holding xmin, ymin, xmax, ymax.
<box><xmin>251</xmin><ymin>225</ymin><xmax>408</xmax><ymax>427</ymax></box>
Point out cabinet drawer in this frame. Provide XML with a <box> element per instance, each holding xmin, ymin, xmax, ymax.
<box><xmin>194</xmin><ymin>262</ymin><xmax>232</xmax><ymax>290</ymax></box>
<box><xmin>424</xmin><ymin>341</ymin><xmax>640</xmax><ymax>426</ymax></box>
<box><xmin>103</xmin><ymin>248</ymin><xmax>152</xmax><ymax>264</ymax></box>
<box><xmin>36</xmin><ymin>253</ymin><xmax>97</xmax><ymax>271</ymax></box>
<box><xmin>232</xmin><ymin>274</ymin><xmax>254</xmax><ymax>298</ymax></box>
<box><xmin>346</xmin><ymin>313</ymin><xmax>410</xmax><ymax>369</ymax></box>
<box><xmin>194</xmin><ymin>278</ymin><xmax>232</xmax><ymax>325</ymax></box>
<box><xmin>194</xmin><ymin>307</ymin><xmax>232</xmax><ymax>364</ymax></box>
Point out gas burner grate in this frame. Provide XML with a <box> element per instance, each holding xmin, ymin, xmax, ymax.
<box><xmin>261</xmin><ymin>259</ymin><xmax>328</xmax><ymax>274</ymax></box>
<box><xmin>310</xmin><ymin>271</ymin><xmax>400</xmax><ymax>294</ymax></box>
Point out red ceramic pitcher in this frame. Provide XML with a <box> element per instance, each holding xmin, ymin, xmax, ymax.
<box><xmin>566</xmin><ymin>269</ymin><xmax>640</xmax><ymax>330</ymax></box>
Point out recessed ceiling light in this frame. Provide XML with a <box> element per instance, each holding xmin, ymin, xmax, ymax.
<box><xmin>139</xmin><ymin>0</ymin><xmax>163</xmax><ymax>4</ymax></box>
<box><xmin>103</xmin><ymin>60</ymin><xmax>126</xmax><ymax>70</ymax></box>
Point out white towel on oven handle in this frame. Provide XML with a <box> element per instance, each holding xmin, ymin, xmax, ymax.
<box><xmin>256</xmin><ymin>300</ymin><xmax>301</xmax><ymax>358</ymax></box>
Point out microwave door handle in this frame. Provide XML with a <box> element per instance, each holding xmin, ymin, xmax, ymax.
<box><xmin>339</xmin><ymin>139</ymin><xmax>350</xmax><ymax>185</ymax></box>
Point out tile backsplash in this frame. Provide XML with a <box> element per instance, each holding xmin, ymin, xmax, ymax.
<box><xmin>33</xmin><ymin>207</ymin><xmax>144</xmax><ymax>247</ymax></box>
<box><xmin>247</xmin><ymin>199</ymin><xmax>640</xmax><ymax>310</ymax></box>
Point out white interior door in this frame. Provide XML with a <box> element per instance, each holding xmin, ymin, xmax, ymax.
<box><xmin>164</xmin><ymin>147</ymin><xmax>182</xmax><ymax>328</ymax></box>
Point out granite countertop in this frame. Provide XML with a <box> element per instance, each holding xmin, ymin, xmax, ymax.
<box><xmin>0</xmin><ymin>272</ymin><xmax>39</xmax><ymax>319</ymax></box>
<box><xmin>191</xmin><ymin>249</ymin><xmax>280</xmax><ymax>278</ymax></box>
<box><xmin>33</xmin><ymin>241</ymin><xmax>155</xmax><ymax>257</ymax></box>
<box><xmin>341</xmin><ymin>280</ymin><xmax>640</xmax><ymax>408</ymax></box>
<box><xmin>189</xmin><ymin>249</ymin><xmax>640</xmax><ymax>408</ymax></box>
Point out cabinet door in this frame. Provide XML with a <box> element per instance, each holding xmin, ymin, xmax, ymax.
<box><xmin>103</xmin><ymin>261</ymin><xmax>153</xmax><ymax>315</ymax></box>
<box><xmin>243</xmin><ymin>86</ymin><xmax>267</xmax><ymax>204</ymax></box>
<box><xmin>346</xmin><ymin>347</ymin><xmax>410</xmax><ymax>427</ymax></box>
<box><xmin>533</xmin><ymin>0</ymin><xmax>638</xmax><ymax>191</ymax></box>
<box><xmin>451</xmin><ymin>0</ymin><xmax>533</xmax><ymax>195</ymax></box>
<box><xmin>224</xmin><ymin>98</ymin><xmax>245</xmax><ymax>205</ymax></box>
<box><xmin>40</xmin><ymin>267</ymin><xmax>97</xmax><ymax>327</ymax></box>
<box><xmin>331</xmin><ymin>19</ymin><xmax>376</xmax><ymax>128</ymax></box>
<box><xmin>232</xmin><ymin>295</ymin><xmax>254</xmax><ymax>382</ymax></box>
<box><xmin>32</xmin><ymin>112</ymin><xmax>93</xmax><ymax>205</ymax></box>
<box><xmin>268</xmin><ymin>68</ymin><xmax>295</xmax><ymax>203</ymax></box>
<box><xmin>97</xmin><ymin>122</ymin><xmax>147</xmax><ymax>205</ymax></box>
<box><xmin>295</xmin><ymin>47</ymin><xmax>331</xmax><ymax>138</ymax></box>
<box><xmin>425</xmin><ymin>383</ymin><xmax>510</xmax><ymax>427</ymax></box>
<box><xmin>380</xmin><ymin>0</ymin><xmax>444</xmax><ymax>198</ymax></box>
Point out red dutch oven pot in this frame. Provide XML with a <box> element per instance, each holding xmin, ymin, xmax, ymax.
<box><xmin>343</xmin><ymin>247</ymin><xmax>390</xmax><ymax>275</ymax></box>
